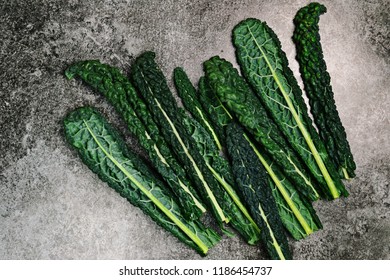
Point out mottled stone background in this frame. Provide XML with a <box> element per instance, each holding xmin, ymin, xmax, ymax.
<box><xmin>0</xmin><ymin>0</ymin><xmax>389</xmax><ymax>259</ymax></box>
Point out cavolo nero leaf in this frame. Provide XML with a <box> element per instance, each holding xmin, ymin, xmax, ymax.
<box><xmin>203</xmin><ymin>56</ymin><xmax>319</xmax><ymax>201</ymax></box>
<box><xmin>181</xmin><ymin>113</ymin><xmax>261</xmax><ymax>244</ymax></box>
<box><xmin>226</xmin><ymin>122</ymin><xmax>291</xmax><ymax>260</ymax></box>
<box><xmin>173</xmin><ymin>67</ymin><xmax>223</xmax><ymax>151</ymax></box>
<box><xmin>65</xmin><ymin>61</ymin><xmax>206</xmax><ymax>220</ymax></box>
<box><xmin>63</xmin><ymin>107</ymin><xmax>220</xmax><ymax>255</ymax></box>
<box><xmin>130</xmin><ymin>51</ymin><xmax>261</xmax><ymax>244</ymax></box>
<box><xmin>198</xmin><ymin>76</ymin><xmax>232</xmax><ymax>143</ymax></box>
<box><xmin>243</xmin><ymin>134</ymin><xmax>322</xmax><ymax>240</ymax></box>
<box><xmin>233</xmin><ymin>18</ymin><xmax>348</xmax><ymax>199</ymax></box>
<box><xmin>180</xmin><ymin>69</ymin><xmax>320</xmax><ymax>240</ymax></box>
<box><xmin>130</xmin><ymin>52</ymin><xmax>227</xmax><ymax>225</ymax></box>
<box><xmin>175</xmin><ymin>70</ymin><xmax>261</xmax><ymax>244</ymax></box>
<box><xmin>293</xmin><ymin>2</ymin><xmax>356</xmax><ymax>179</ymax></box>
<box><xmin>202</xmin><ymin>59</ymin><xmax>322</xmax><ymax>239</ymax></box>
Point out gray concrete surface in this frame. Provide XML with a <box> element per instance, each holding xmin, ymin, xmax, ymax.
<box><xmin>0</xmin><ymin>0</ymin><xmax>389</xmax><ymax>260</ymax></box>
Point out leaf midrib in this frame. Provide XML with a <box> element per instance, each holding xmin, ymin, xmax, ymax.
<box><xmin>244</xmin><ymin>133</ymin><xmax>313</xmax><ymax>236</ymax></box>
<box><xmin>83</xmin><ymin>119</ymin><xmax>209</xmax><ymax>254</ymax></box>
<box><xmin>245</xmin><ymin>22</ymin><xmax>339</xmax><ymax>199</ymax></box>
<box><xmin>137</xmin><ymin>67</ymin><xmax>227</xmax><ymax>222</ymax></box>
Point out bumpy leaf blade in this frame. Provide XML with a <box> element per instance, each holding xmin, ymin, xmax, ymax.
<box><xmin>174</xmin><ymin>67</ymin><xmax>223</xmax><ymax>151</ymax></box>
<box><xmin>198</xmin><ymin>76</ymin><xmax>232</xmax><ymax>143</ymax></box>
<box><xmin>233</xmin><ymin>18</ymin><xmax>348</xmax><ymax>199</ymax></box>
<box><xmin>226</xmin><ymin>122</ymin><xmax>292</xmax><ymax>260</ymax></box>
<box><xmin>293</xmin><ymin>2</ymin><xmax>356</xmax><ymax>179</ymax></box>
<box><xmin>243</xmin><ymin>134</ymin><xmax>322</xmax><ymax>240</ymax></box>
<box><xmin>173</xmin><ymin>68</ymin><xmax>260</xmax><ymax>242</ymax></box>
<box><xmin>203</xmin><ymin>56</ymin><xmax>322</xmax><ymax>239</ymax></box>
<box><xmin>204</xmin><ymin>56</ymin><xmax>319</xmax><ymax>201</ymax></box>
<box><xmin>63</xmin><ymin>107</ymin><xmax>220</xmax><ymax>255</ymax></box>
<box><xmin>130</xmin><ymin>52</ymin><xmax>227</xmax><ymax>224</ymax></box>
<box><xmin>130</xmin><ymin>52</ymin><xmax>261</xmax><ymax>244</ymax></box>
<box><xmin>181</xmin><ymin>108</ymin><xmax>261</xmax><ymax>244</ymax></box>
<box><xmin>65</xmin><ymin>61</ymin><xmax>205</xmax><ymax>220</ymax></box>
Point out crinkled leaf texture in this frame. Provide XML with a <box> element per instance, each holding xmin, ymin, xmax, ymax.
<box><xmin>293</xmin><ymin>3</ymin><xmax>356</xmax><ymax>179</ymax></box>
<box><xmin>65</xmin><ymin>60</ymin><xmax>205</xmax><ymax>220</ymax></box>
<box><xmin>63</xmin><ymin>107</ymin><xmax>220</xmax><ymax>255</ymax></box>
<box><xmin>174</xmin><ymin>67</ymin><xmax>223</xmax><ymax>151</ymax></box>
<box><xmin>204</xmin><ymin>56</ymin><xmax>319</xmax><ymax>201</ymax></box>
<box><xmin>203</xmin><ymin>56</ymin><xmax>322</xmax><ymax>239</ymax></box>
<box><xmin>181</xmin><ymin>108</ymin><xmax>261</xmax><ymax>244</ymax></box>
<box><xmin>130</xmin><ymin>51</ymin><xmax>260</xmax><ymax>244</ymax></box>
<box><xmin>226</xmin><ymin>122</ymin><xmax>291</xmax><ymax>260</ymax></box>
<box><xmin>233</xmin><ymin>18</ymin><xmax>348</xmax><ymax>199</ymax></box>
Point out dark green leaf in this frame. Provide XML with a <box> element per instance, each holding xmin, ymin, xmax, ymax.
<box><xmin>203</xmin><ymin>56</ymin><xmax>322</xmax><ymax>239</ymax></box>
<box><xmin>63</xmin><ymin>107</ymin><xmax>220</xmax><ymax>255</ymax></box>
<box><xmin>130</xmin><ymin>52</ymin><xmax>261</xmax><ymax>244</ymax></box>
<box><xmin>233</xmin><ymin>18</ymin><xmax>348</xmax><ymax>199</ymax></box>
<box><xmin>65</xmin><ymin>60</ymin><xmax>206</xmax><ymax>220</ymax></box>
<box><xmin>293</xmin><ymin>2</ymin><xmax>356</xmax><ymax>179</ymax></box>
<box><xmin>226</xmin><ymin>122</ymin><xmax>291</xmax><ymax>260</ymax></box>
<box><xmin>174</xmin><ymin>67</ymin><xmax>223</xmax><ymax>151</ymax></box>
<box><xmin>204</xmin><ymin>56</ymin><xmax>319</xmax><ymax>201</ymax></box>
